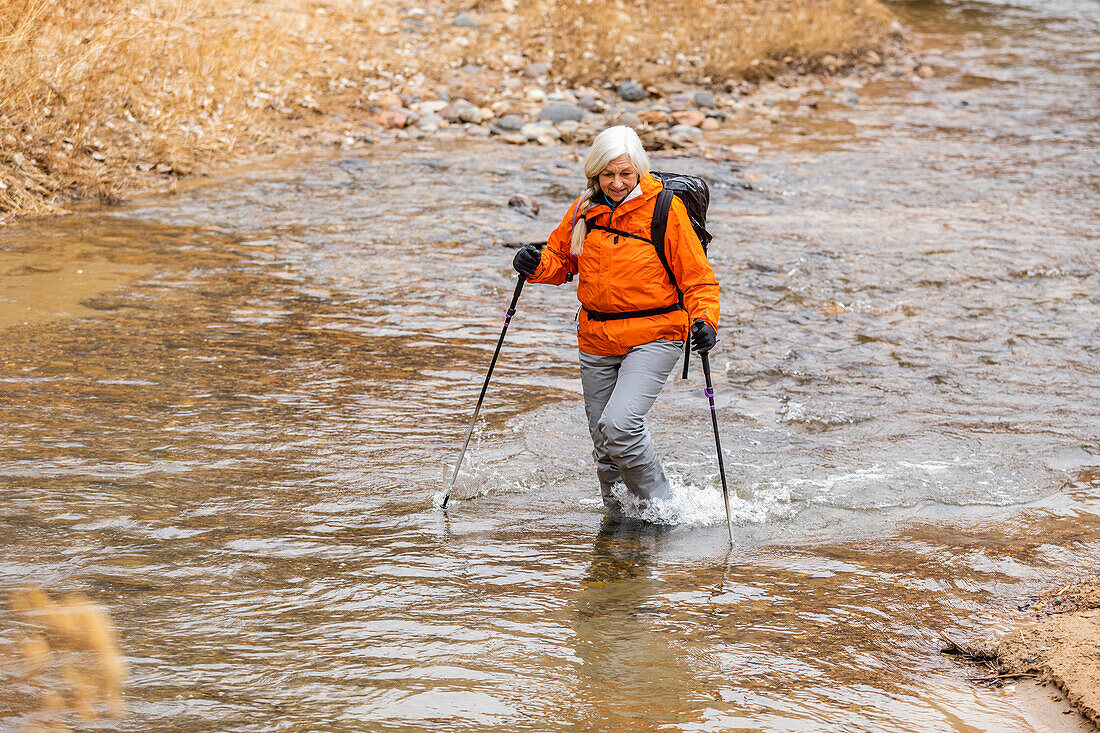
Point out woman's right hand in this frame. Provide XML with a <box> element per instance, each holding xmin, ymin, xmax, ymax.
<box><xmin>512</xmin><ymin>244</ymin><xmax>542</xmax><ymax>276</ymax></box>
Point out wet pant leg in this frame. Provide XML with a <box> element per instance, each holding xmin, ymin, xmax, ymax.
<box><xmin>579</xmin><ymin>340</ymin><xmax>682</xmax><ymax>505</ymax></box>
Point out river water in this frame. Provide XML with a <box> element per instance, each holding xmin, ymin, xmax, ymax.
<box><xmin>1</xmin><ymin>0</ymin><xmax>1097</xmax><ymax>730</ymax></box>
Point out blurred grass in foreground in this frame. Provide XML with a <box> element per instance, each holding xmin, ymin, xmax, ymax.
<box><xmin>1</xmin><ymin>588</ymin><xmax>126</xmax><ymax>731</ymax></box>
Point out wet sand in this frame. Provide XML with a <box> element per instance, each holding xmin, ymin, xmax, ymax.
<box><xmin>996</xmin><ymin>578</ymin><xmax>1100</xmax><ymax>726</ymax></box>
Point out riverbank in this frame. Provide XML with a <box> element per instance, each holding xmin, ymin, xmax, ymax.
<box><xmin>0</xmin><ymin>0</ymin><xmax>916</xmax><ymax>223</ymax></box>
<box><xmin>945</xmin><ymin>577</ymin><xmax>1100</xmax><ymax>727</ymax></box>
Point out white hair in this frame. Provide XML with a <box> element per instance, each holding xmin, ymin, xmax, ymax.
<box><xmin>570</xmin><ymin>125</ymin><xmax>651</xmax><ymax>256</ymax></box>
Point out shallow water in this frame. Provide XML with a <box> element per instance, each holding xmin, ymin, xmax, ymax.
<box><xmin>1</xmin><ymin>0</ymin><xmax>1098</xmax><ymax>730</ymax></box>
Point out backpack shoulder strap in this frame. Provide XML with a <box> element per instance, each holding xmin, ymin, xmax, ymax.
<box><xmin>651</xmin><ymin>188</ymin><xmax>680</xmax><ymax>298</ymax></box>
<box><xmin>652</xmin><ymin>187</ymin><xmax>693</xmax><ymax>380</ymax></box>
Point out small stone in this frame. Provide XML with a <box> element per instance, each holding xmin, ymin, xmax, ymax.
<box><xmin>821</xmin><ymin>54</ymin><xmax>839</xmax><ymax>69</ymax></box>
<box><xmin>672</xmin><ymin>110</ymin><xmax>706</xmax><ymax>127</ymax></box>
<box><xmin>466</xmin><ymin>125</ymin><xmax>490</xmax><ymax>137</ymax></box>
<box><xmin>412</xmin><ymin>100</ymin><xmax>448</xmax><ymax>114</ymax></box>
<box><xmin>508</xmin><ymin>194</ymin><xmax>540</xmax><ymax>217</ymax></box>
<box><xmin>417</xmin><ymin>113</ymin><xmax>444</xmax><ymax>131</ymax></box>
<box><xmin>693</xmin><ymin>90</ymin><xmax>716</xmax><ymax>109</ymax></box>
<box><xmin>521</xmin><ymin>122</ymin><xmax>558</xmax><ymax>141</ymax></box>
<box><xmin>501</xmin><ymin>132</ymin><xmax>527</xmax><ymax>144</ymax></box>
<box><xmin>637</xmin><ymin>109</ymin><xmax>672</xmax><ymax>126</ymax></box>
<box><xmin>617</xmin><ymin>81</ymin><xmax>646</xmax><ymax>102</ymax></box>
<box><xmin>616</xmin><ymin>111</ymin><xmax>642</xmax><ymax>128</ymax></box>
<box><xmin>669</xmin><ymin>93</ymin><xmax>692</xmax><ymax>111</ymax></box>
<box><xmin>455</xmin><ymin>102</ymin><xmax>482</xmax><ymax>124</ymax></box>
<box><xmin>669</xmin><ymin>124</ymin><xmax>703</xmax><ymax>144</ymax></box>
<box><xmin>701</xmin><ymin>117</ymin><xmax>720</xmax><ymax>131</ymax></box>
<box><xmin>536</xmin><ymin>133</ymin><xmax>557</xmax><ymax>146</ymax></box>
<box><xmin>497</xmin><ymin>114</ymin><xmax>524</xmax><ymax>131</ymax></box>
<box><xmin>538</xmin><ymin>103</ymin><xmax>585</xmax><ymax>123</ymax></box>
<box><xmin>577</xmin><ymin>95</ymin><xmax>599</xmax><ymax>111</ymax></box>
<box><xmin>438</xmin><ymin>105</ymin><xmax>460</xmax><ymax>122</ymax></box>
<box><xmin>865</xmin><ymin>50</ymin><xmax>882</xmax><ymax>65</ymax></box>
<box><xmin>378</xmin><ymin>93</ymin><xmax>403</xmax><ymax>109</ymax></box>
<box><xmin>524</xmin><ymin>62</ymin><xmax>551</xmax><ymax>79</ymax></box>
<box><xmin>917</xmin><ymin>65</ymin><xmax>935</xmax><ymax>78</ymax></box>
<box><xmin>525</xmin><ymin>87</ymin><xmax>547</xmax><ymax>103</ymax></box>
<box><xmin>379</xmin><ymin>108</ymin><xmax>410</xmax><ymax>128</ymax></box>
<box><xmin>452</xmin><ymin>12</ymin><xmax>478</xmax><ymax>28</ymax></box>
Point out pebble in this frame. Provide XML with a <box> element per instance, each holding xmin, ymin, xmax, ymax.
<box><xmin>377</xmin><ymin>93</ymin><xmax>403</xmax><ymax>109</ymax></box>
<box><xmin>455</xmin><ymin>102</ymin><xmax>483</xmax><ymax>124</ymax></box>
<box><xmin>524</xmin><ymin>62</ymin><xmax>551</xmax><ymax>78</ymax></box>
<box><xmin>669</xmin><ymin>124</ymin><xmax>703</xmax><ymax>144</ymax></box>
<box><xmin>576</xmin><ymin>95</ymin><xmax>600</xmax><ymax>111</ymax></box>
<box><xmin>412</xmin><ymin>100</ymin><xmax>448</xmax><ymax>114</ymax></box>
<box><xmin>438</xmin><ymin>105</ymin><xmax>460</xmax><ymax>122</ymax></box>
<box><xmin>701</xmin><ymin>117</ymin><xmax>719</xmax><ymax>131</ymax></box>
<box><xmin>379</xmin><ymin>108</ymin><xmax>410</xmax><ymax>128</ymax></box>
<box><xmin>452</xmin><ymin>12</ymin><xmax>478</xmax><ymax>28</ymax></box>
<box><xmin>521</xmin><ymin>122</ymin><xmax>558</xmax><ymax>141</ymax></box>
<box><xmin>417</xmin><ymin>113</ymin><xmax>444</xmax><ymax>131</ymax></box>
<box><xmin>525</xmin><ymin>87</ymin><xmax>547</xmax><ymax>103</ymax></box>
<box><xmin>617</xmin><ymin>81</ymin><xmax>646</xmax><ymax>102</ymax></box>
<box><xmin>466</xmin><ymin>125</ymin><xmax>491</xmax><ymax>137</ymax></box>
<box><xmin>672</xmin><ymin>110</ymin><xmax>706</xmax><ymax>127</ymax></box>
<box><xmin>538</xmin><ymin>103</ymin><xmax>585</xmax><ymax>123</ymax></box>
<box><xmin>616</xmin><ymin>111</ymin><xmax>642</xmax><ymax>128</ymax></box>
<box><xmin>637</xmin><ymin>109</ymin><xmax>669</xmax><ymax>126</ymax></box>
<box><xmin>694</xmin><ymin>90</ymin><xmax>716</xmax><ymax>109</ymax></box>
<box><xmin>669</xmin><ymin>93</ymin><xmax>692</xmax><ymax>111</ymax></box>
<box><xmin>497</xmin><ymin>114</ymin><xmax>524</xmax><ymax>131</ymax></box>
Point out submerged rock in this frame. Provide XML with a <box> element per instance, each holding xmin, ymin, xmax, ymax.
<box><xmin>508</xmin><ymin>193</ymin><xmax>539</xmax><ymax>217</ymax></box>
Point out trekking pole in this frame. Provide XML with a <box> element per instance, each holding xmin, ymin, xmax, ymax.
<box><xmin>441</xmin><ymin>274</ymin><xmax>526</xmax><ymax>509</ymax></box>
<box><xmin>700</xmin><ymin>351</ymin><xmax>734</xmax><ymax>545</ymax></box>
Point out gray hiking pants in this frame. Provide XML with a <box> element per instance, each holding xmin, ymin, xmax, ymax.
<box><xmin>579</xmin><ymin>339</ymin><xmax>684</xmax><ymax>507</ymax></box>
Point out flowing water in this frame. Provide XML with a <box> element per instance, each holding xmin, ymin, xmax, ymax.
<box><xmin>1</xmin><ymin>1</ymin><xmax>1098</xmax><ymax>730</ymax></box>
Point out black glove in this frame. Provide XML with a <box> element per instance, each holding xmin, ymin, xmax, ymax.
<box><xmin>512</xmin><ymin>244</ymin><xmax>542</xmax><ymax>276</ymax></box>
<box><xmin>690</xmin><ymin>320</ymin><xmax>717</xmax><ymax>353</ymax></box>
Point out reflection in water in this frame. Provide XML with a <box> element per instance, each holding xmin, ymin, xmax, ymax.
<box><xmin>0</xmin><ymin>0</ymin><xmax>1098</xmax><ymax>730</ymax></box>
<box><xmin>573</xmin><ymin>519</ymin><xmax>694</xmax><ymax>732</ymax></box>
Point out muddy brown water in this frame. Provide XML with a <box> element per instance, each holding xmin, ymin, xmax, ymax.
<box><xmin>1</xmin><ymin>1</ymin><xmax>1098</xmax><ymax>730</ymax></box>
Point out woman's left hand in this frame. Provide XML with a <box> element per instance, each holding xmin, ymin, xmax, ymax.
<box><xmin>690</xmin><ymin>320</ymin><xmax>717</xmax><ymax>353</ymax></box>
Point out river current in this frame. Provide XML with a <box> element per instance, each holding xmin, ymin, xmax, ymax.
<box><xmin>1</xmin><ymin>1</ymin><xmax>1097</xmax><ymax>730</ymax></box>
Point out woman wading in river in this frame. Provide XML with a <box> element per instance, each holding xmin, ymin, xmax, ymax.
<box><xmin>513</xmin><ymin>125</ymin><xmax>720</xmax><ymax>513</ymax></box>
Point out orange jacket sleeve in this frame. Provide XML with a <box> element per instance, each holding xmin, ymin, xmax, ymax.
<box><xmin>664</xmin><ymin>197</ymin><xmax>720</xmax><ymax>330</ymax></box>
<box><xmin>528</xmin><ymin>198</ymin><xmax>580</xmax><ymax>285</ymax></box>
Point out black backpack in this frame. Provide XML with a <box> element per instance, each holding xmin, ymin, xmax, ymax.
<box><xmin>650</xmin><ymin>172</ymin><xmax>713</xmax><ymax>378</ymax></box>
<box><xmin>650</xmin><ymin>171</ymin><xmax>712</xmax><ymax>257</ymax></box>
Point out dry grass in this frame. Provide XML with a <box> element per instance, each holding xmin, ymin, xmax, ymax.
<box><xmin>0</xmin><ymin>0</ymin><xmax>412</xmax><ymax>221</ymax></box>
<box><xmin>519</xmin><ymin>0</ymin><xmax>896</xmax><ymax>85</ymax></box>
<box><xmin>0</xmin><ymin>0</ymin><xmax>897</xmax><ymax>222</ymax></box>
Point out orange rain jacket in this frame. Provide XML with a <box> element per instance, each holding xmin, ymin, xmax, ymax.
<box><xmin>528</xmin><ymin>172</ymin><xmax>720</xmax><ymax>356</ymax></box>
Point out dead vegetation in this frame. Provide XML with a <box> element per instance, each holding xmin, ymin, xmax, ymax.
<box><xmin>519</xmin><ymin>0</ymin><xmax>896</xmax><ymax>86</ymax></box>
<box><xmin>0</xmin><ymin>0</ymin><xmax>899</xmax><ymax>222</ymax></box>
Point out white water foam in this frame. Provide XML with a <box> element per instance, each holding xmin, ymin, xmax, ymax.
<box><xmin>604</xmin><ymin>475</ymin><xmax>796</xmax><ymax>527</ymax></box>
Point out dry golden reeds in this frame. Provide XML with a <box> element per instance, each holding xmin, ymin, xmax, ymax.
<box><xmin>519</xmin><ymin>0</ymin><xmax>895</xmax><ymax>85</ymax></box>
<box><xmin>0</xmin><ymin>0</ymin><xmax>405</xmax><ymax>222</ymax></box>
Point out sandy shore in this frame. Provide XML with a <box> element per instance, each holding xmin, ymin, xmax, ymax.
<box><xmin>945</xmin><ymin>577</ymin><xmax>1100</xmax><ymax>728</ymax></box>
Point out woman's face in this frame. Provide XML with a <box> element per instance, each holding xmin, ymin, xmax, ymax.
<box><xmin>598</xmin><ymin>154</ymin><xmax>639</xmax><ymax>203</ymax></box>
